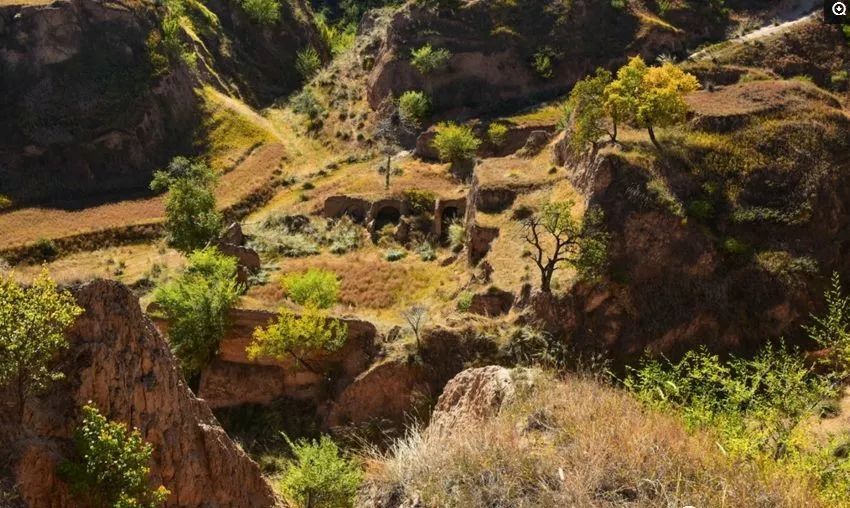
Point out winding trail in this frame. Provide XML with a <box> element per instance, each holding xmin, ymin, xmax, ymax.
<box><xmin>690</xmin><ymin>0</ymin><xmax>821</xmax><ymax>60</ymax></box>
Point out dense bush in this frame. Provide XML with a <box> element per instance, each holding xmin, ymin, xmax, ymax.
<box><xmin>432</xmin><ymin>122</ymin><xmax>481</xmax><ymax>167</ymax></box>
<box><xmin>279</xmin><ymin>435</ymin><xmax>362</xmax><ymax>508</ymax></box>
<box><xmin>448</xmin><ymin>220</ymin><xmax>465</xmax><ymax>252</ymax></box>
<box><xmin>326</xmin><ymin>217</ymin><xmax>362</xmax><ymax>254</ymax></box>
<box><xmin>291</xmin><ymin>89</ymin><xmax>325</xmax><ymax>120</ymax></box>
<box><xmin>403</xmin><ymin>189</ymin><xmax>436</xmax><ymax>215</ymax></box>
<box><xmin>34</xmin><ymin>238</ymin><xmax>59</xmax><ymax>261</ymax></box>
<box><xmin>487</xmin><ymin>122</ymin><xmax>509</xmax><ymax>147</ymax></box>
<box><xmin>152</xmin><ymin>248</ymin><xmax>241</xmax><ymax>375</ymax></box>
<box><xmin>150</xmin><ymin>157</ymin><xmax>221</xmax><ymax>255</ymax></box>
<box><xmin>282</xmin><ymin>268</ymin><xmax>341</xmax><ymax>309</ymax></box>
<box><xmin>239</xmin><ymin>0</ymin><xmax>280</xmax><ymax>24</ymax></box>
<box><xmin>60</xmin><ymin>405</ymin><xmax>169</xmax><ymax>507</ymax></box>
<box><xmin>456</xmin><ymin>291</ymin><xmax>472</xmax><ymax>312</ymax></box>
<box><xmin>410</xmin><ymin>44</ymin><xmax>451</xmax><ymax>74</ymax></box>
<box><xmin>625</xmin><ymin>337</ymin><xmax>850</xmax><ymax>501</ymax></box>
<box><xmin>385</xmin><ymin>249</ymin><xmax>406</xmax><ymax>262</ymax></box>
<box><xmin>416</xmin><ymin>241</ymin><xmax>436</xmax><ymax>261</ymax></box>
<box><xmin>531</xmin><ymin>49</ymin><xmax>554</xmax><ymax>79</ymax></box>
<box><xmin>398</xmin><ymin>91</ymin><xmax>430</xmax><ymax>127</ymax></box>
<box><xmin>296</xmin><ymin>47</ymin><xmax>322</xmax><ymax>80</ymax></box>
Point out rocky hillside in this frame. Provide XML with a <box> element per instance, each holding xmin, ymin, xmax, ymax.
<box><xmin>0</xmin><ymin>280</ymin><xmax>274</xmax><ymax>507</ymax></box>
<box><xmin>545</xmin><ymin>75</ymin><xmax>850</xmax><ymax>363</ymax></box>
<box><xmin>366</xmin><ymin>0</ymin><xmax>727</xmax><ymax>117</ymax></box>
<box><xmin>0</xmin><ymin>0</ymin><xmax>320</xmax><ymax>206</ymax></box>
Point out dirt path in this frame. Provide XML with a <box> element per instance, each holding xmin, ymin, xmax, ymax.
<box><xmin>0</xmin><ymin>143</ymin><xmax>286</xmax><ymax>250</ymax></box>
<box><xmin>690</xmin><ymin>0</ymin><xmax>821</xmax><ymax>60</ymax></box>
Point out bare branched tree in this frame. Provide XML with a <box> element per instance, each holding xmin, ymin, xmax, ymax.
<box><xmin>402</xmin><ymin>304</ymin><xmax>429</xmax><ymax>350</ymax></box>
<box><xmin>373</xmin><ymin>97</ymin><xmax>414</xmax><ymax>190</ymax></box>
<box><xmin>522</xmin><ymin>200</ymin><xmax>608</xmax><ymax>293</ymax></box>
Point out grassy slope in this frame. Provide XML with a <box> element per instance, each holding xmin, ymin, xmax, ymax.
<box><xmin>364</xmin><ymin>371</ymin><xmax>821</xmax><ymax>507</ymax></box>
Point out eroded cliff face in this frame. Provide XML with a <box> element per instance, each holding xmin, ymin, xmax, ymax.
<box><xmin>546</xmin><ymin>82</ymin><xmax>850</xmax><ymax>363</ymax></box>
<box><xmin>366</xmin><ymin>0</ymin><xmax>724</xmax><ymax>117</ymax></box>
<box><xmin>0</xmin><ymin>0</ymin><xmax>198</xmax><ymax>206</ymax></box>
<box><xmin>0</xmin><ymin>0</ymin><xmax>322</xmax><ymax>206</ymax></box>
<box><xmin>0</xmin><ymin>280</ymin><xmax>275</xmax><ymax>507</ymax></box>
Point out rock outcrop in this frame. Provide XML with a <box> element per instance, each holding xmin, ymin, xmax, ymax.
<box><xmin>0</xmin><ymin>0</ymin><xmax>198</xmax><ymax>205</ymax></box>
<box><xmin>367</xmin><ymin>0</ymin><xmax>726</xmax><ymax>117</ymax></box>
<box><xmin>0</xmin><ymin>280</ymin><xmax>274</xmax><ymax>507</ymax></box>
<box><xmin>429</xmin><ymin>366</ymin><xmax>518</xmax><ymax>431</ymax></box>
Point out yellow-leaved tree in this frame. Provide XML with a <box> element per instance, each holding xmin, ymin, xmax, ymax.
<box><xmin>603</xmin><ymin>56</ymin><xmax>699</xmax><ymax>149</ymax></box>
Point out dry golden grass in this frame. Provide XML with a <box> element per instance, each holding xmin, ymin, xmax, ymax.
<box><xmin>363</xmin><ymin>372</ymin><xmax>823</xmax><ymax>507</ymax></box>
<box><xmin>9</xmin><ymin>242</ymin><xmax>185</xmax><ymax>298</ymax></box>
<box><xmin>0</xmin><ymin>144</ymin><xmax>285</xmax><ymax>249</ymax></box>
<box><xmin>686</xmin><ymin>79</ymin><xmax>841</xmax><ymax>117</ymax></box>
<box><xmin>242</xmin><ymin>246</ymin><xmax>463</xmax><ymax>322</ymax></box>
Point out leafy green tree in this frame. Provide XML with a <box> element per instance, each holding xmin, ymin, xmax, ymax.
<box><xmin>565</xmin><ymin>68</ymin><xmax>613</xmax><ymax>152</ymax></box>
<box><xmin>60</xmin><ymin>404</ymin><xmax>169</xmax><ymax>508</ymax></box>
<box><xmin>279</xmin><ymin>435</ymin><xmax>362</xmax><ymax>508</ymax></box>
<box><xmin>153</xmin><ymin>248</ymin><xmax>241</xmax><ymax>376</ymax></box>
<box><xmin>397</xmin><ymin>90</ymin><xmax>430</xmax><ymax>128</ymax></box>
<box><xmin>410</xmin><ymin>44</ymin><xmax>451</xmax><ymax>74</ymax></box>
<box><xmin>282</xmin><ymin>268</ymin><xmax>341</xmax><ymax>309</ymax></box>
<box><xmin>521</xmin><ymin>200</ymin><xmax>608</xmax><ymax>292</ymax></box>
<box><xmin>0</xmin><ymin>270</ymin><xmax>83</xmax><ymax>420</ymax></box>
<box><xmin>247</xmin><ymin>305</ymin><xmax>347</xmax><ymax>372</ymax></box>
<box><xmin>240</xmin><ymin>0</ymin><xmax>280</xmax><ymax>24</ymax></box>
<box><xmin>603</xmin><ymin>56</ymin><xmax>647</xmax><ymax>143</ymax></box>
<box><xmin>432</xmin><ymin>122</ymin><xmax>481</xmax><ymax>174</ymax></box>
<box><xmin>150</xmin><ymin>157</ymin><xmax>221</xmax><ymax>255</ymax></box>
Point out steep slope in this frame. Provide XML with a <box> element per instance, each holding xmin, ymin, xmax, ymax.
<box><xmin>0</xmin><ymin>0</ymin><xmax>321</xmax><ymax>206</ymax></box>
<box><xmin>0</xmin><ymin>280</ymin><xmax>275</xmax><ymax>507</ymax></box>
<box><xmin>366</xmin><ymin>0</ymin><xmax>727</xmax><ymax>117</ymax></box>
<box><xmin>549</xmin><ymin>77</ymin><xmax>850</xmax><ymax>363</ymax></box>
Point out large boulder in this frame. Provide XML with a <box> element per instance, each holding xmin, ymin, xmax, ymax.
<box><xmin>429</xmin><ymin>366</ymin><xmax>522</xmax><ymax>431</ymax></box>
<box><xmin>0</xmin><ymin>280</ymin><xmax>275</xmax><ymax>507</ymax></box>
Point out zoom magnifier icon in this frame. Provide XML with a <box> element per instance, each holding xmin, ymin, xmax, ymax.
<box><xmin>833</xmin><ymin>1</ymin><xmax>847</xmax><ymax>16</ymax></box>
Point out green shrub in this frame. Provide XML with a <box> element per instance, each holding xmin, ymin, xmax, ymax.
<box><xmin>487</xmin><ymin>122</ymin><xmax>509</xmax><ymax>147</ymax></box>
<box><xmin>60</xmin><ymin>405</ymin><xmax>169</xmax><ymax>507</ymax></box>
<box><xmin>282</xmin><ymin>268</ymin><xmax>340</xmax><ymax>309</ymax></box>
<box><xmin>404</xmin><ymin>189</ymin><xmax>437</xmax><ymax>215</ymax></box>
<box><xmin>432</xmin><ymin>122</ymin><xmax>481</xmax><ymax>166</ymax></box>
<box><xmin>456</xmin><ymin>291</ymin><xmax>473</xmax><ymax>312</ymax></box>
<box><xmin>416</xmin><ymin>241</ymin><xmax>436</xmax><ymax>261</ymax></box>
<box><xmin>830</xmin><ymin>70</ymin><xmax>849</xmax><ymax>90</ymax></box>
<box><xmin>686</xmin><ymin>199</ymin><xmax>714</xmax><ymax>221</ymax></box>
<box><xmin>532</xmin><ymin>49</ymin><xmax>554</xmax><ymax>79</ymax></box>
<box><xmin>410</xmin><ymin>44</ymin><xmax>451</xmax><ymax>74</ymax></box>
<box><xmin>398</xmin><ymin>91</ymin><xmax>430</xmax><ymax>127</ymax></box>
<box><xmin>385</xmin><ymin>249</ymin><xmax>407</xmax><ymax>262</ymax></box>
<box><xmin>0</xmin><ymin>195</ymin><xmax>11</xmax><ymax>209</ymax></box>
<box><xmin>326</xmin><ymin>217</ymin><xmax>362</xmax><ymax>254</ymax></box>
<box><xmin>296</xmin><ymin>47</ymin><xmax>322</xmax><ymax>80</ymax></box>
<box><xmin>316</xmin><ymin>13</ymin><xmax>355</xmax><ymax>56</ymax></box>
<box><xmin>805</xmin><ymin>273</ymin><xmax>850</xmax><ymax>376</ymax></box>
<box><xmin>278</xmin><ymin>435</ymin><xmax>362</xmax><ymax>508</ymax></box>
<box><xmin>448</xmin><ymin>220</ymin><xmax>465</xmax><ymax>251</ymax></box>
<box><xmin>239</xmin><ymin>0</ymin><xmax>280</xmax><ymax>24</ymax></box>
<box><xmin>152</xmin><ymin>248</ymin><xmax>241</xmax><ymax>375</ymax></box>
<box><xmin>34</xmin><ymin>238</ymin><xmax>59</xmax><ymax>261</ymax></box>
<box><xmin>290</xmin><ymin>89</ymin><xmax>325</xmax><ymax>120</ymax></box>
<box><xmin>722</xmin><ymin>237</ymin><xmax>750</xmax><ymax>256</ymax></box>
